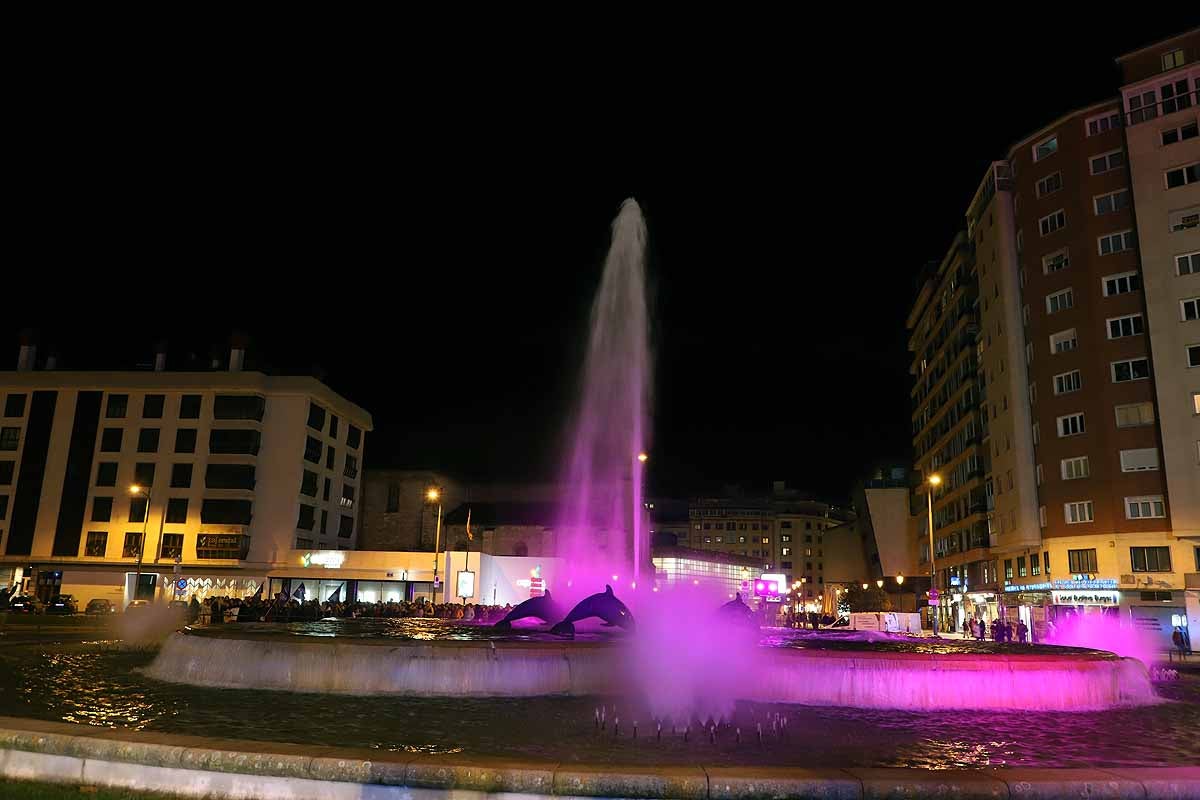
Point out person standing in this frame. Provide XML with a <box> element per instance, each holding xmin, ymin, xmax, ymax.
<box><xmin>1017</xmin><ymin>619</ymin><xmax>1028</xmax><ymax>644</ymax></box>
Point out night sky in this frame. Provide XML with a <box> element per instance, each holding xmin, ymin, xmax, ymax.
<box><xmin>9</xmin><ymin>18</ymin><xmax>1197</xmax><ymax>501</ymax></box>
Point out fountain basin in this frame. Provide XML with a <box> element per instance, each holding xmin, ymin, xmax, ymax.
<box><xmin>145</xmin><ymin>625</ymin><xmax>1155</xmax><ymax>711</ymax></box>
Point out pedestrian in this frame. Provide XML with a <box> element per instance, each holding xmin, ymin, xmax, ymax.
<box><xmin>1173</xmin><ymin>627</ymin><xmax>1188</xmax><ymax>660</ymax></box>
<box><xmin>1017</xmin><ymin>620</ymin><xmax>1028</xmax><ymax>644</ymax></box>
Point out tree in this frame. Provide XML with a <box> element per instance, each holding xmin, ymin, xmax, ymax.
<box><xmin>840</xmin><ymin>584</ymin><xmax>892</xmax><ymax>613</ymax></box>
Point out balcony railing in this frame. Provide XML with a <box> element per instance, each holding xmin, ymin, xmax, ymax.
<box><xmin>1124</xmin><ymin>89</ymin><xmax>1200</xmax><ymax>126</ymax></box>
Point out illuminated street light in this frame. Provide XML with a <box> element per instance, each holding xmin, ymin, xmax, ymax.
<box><xmin>426</xmin><ymin>488</ymin><xmax>440</xmax><ymax>502</ymax></box>
<box><xmin>862</xmin><ymin>583</ymin><xmax>868</xmax><ymax>590</ymax></box>
<box><xmin>896</xmin><ymin>574</ymin><xmax>905</xmax><ymax>585</ymax></box>
<box><xmin>637</xmin><ymin>452</ymin><xmax>649</xmax><ymax>463</ymax></box>
<box><xmin>426</xmin><ymin>487</ymin><xmax>443</xmax><ymax>594</ymax></box>
<box><xmin>876</xmin><ymin>579</ymin><xmax>884</xmax><ymax>589</ymax></box>
<box><xmin>128</xmin><ymin>484</ymin><xmax>157</xmax><ymax>605</ymax></box>
<box><xmin>926</xmin><ymin>473</ymin><xmax>941</xmax><ymax>635</ymax></box>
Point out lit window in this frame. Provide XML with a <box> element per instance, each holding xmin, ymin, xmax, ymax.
<box><xmin>1033</xmin><ymin>135</ymin><xmax>1058</xmax><ymax>162</ymax></box>
<box><xmin>1064</xmin><ymin>501</ymin><xmax>1094</xmax><ymax>524</ymax></box>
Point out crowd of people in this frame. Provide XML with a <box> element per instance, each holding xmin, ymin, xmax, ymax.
<box><xmin>184</xmin><ymin>594</ymin><xmax>519</xmax><ymax>625</ymax></box>
<box><xmin>967</xmin><ymin>616</ymin><xmax>1030</xmax><ymax>643</ymax></box>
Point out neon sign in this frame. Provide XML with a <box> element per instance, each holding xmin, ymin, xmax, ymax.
<box><xmin>301</xmin><ymin>552</ymin><xmax>345</xmax><ymax>569</ymax></box>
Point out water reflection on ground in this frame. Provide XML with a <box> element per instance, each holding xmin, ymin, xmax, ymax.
<box><xmin>0</xmin><ymin>644</ymin><xmax>1196</xmax><ymax>768</ymax></box>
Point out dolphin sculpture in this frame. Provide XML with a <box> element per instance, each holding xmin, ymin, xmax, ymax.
<box><xmin>550</xmin><ymin>585</ymin><xmax>635</xmax><ymax>638</ymax></box>
<box><xmin>492</xmin><ymin>591</ymin><xmax>561</xmax><ymax>631</ymax></box>
<box><xmin>717</xmin><ymin>592</ymin><xmax>759</xmax><ymax>628</ymax></box>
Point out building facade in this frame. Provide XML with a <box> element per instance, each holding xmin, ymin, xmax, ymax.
<box><xmin>0</xmin><ymin>345</ymin><xmax>371</xmax><ymax>607</ymax></box>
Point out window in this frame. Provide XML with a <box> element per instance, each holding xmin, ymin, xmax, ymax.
<box><xmin>1128</xmin><ymin>89</ymin><xmax>1158</xmax><ymax>124</ymax></box>
<box><xmin>213</xmin><ymin>395</ymin><xmax>265</xmax><ymax>421</ymax></box>
<box><xmin>1033</xmin><ymin>135</ymin><xmax>1058</xmax><ymax>161</ymax></box>
<box><xmin>1115</xmin><ymin>402</ymin><xmax>1156</xmax><ymax>428</ymax></box>
<box><xmin>4</xmin><ymin>394</ymin><xmax>27</xmax><ymax>417</ymax></box>
<box><xmin>1182</xmin><ymin>297</ymin><xmax>1199</xmax><ymax>321</ymax></box>
<box><xmin>1098</xmin><ymin>230</ymin><xmax>1135</xmax><ymax>255</ymax></box>
<box><xmin>1046</xmin><ymin>288</ymin><xmax>1074</xmax><ymax>313</ymax></box>
<box><xmin>1033</xmin><ymin>422</ymin><xmax>1040</xmax><ymax>444</ymax></box>
<box><xmin>1053</xmin><ymin>370</ymin><xmax>1082</xmax><ymax>395</ymax></box>
<box><xmin>1126</xmin><ymin>496</ymin><xmax>1166</xmax><ymax>520</ymax></box>
<box><xmin>1042</xmin><ymin>249</ymin><xmax>1069</xmax><ymax>274</ymax></box>
<box><xmin>1068</xmin><ymin>548</ymin><xmax>1098</xmax><ymax>573</ymax></box>
<box><xmin>179</xmin><ymin>394</ymin><xmax>201</xmax><ymax>419</ymax></box>
<box><xmin>1086</xmin><ymin>111</ymin><xmax>1121</xmax><ymax>137</ymax></box>
<box><xmin>386</xmin><ymin>484</ymin><xmax>400</xmax><ymax>513</ymax></box>
<box><xmin>1165</xmin><ymin>162</ymin><xmax>1200</xmax><ymax>189</ymax></box>
<box><xmin>122</xmin><ymin>532</ymin><xmax>143</xmax><ymax>559</ymax></box>
<box><xmin>1161</xmin><ymin>49</ymin><xmax>1184</xmax><ymax>71</ymax></box>
<box><xmin>0</xmin><ymin>427</ymin><xmax>20</xmax><ymax>451</ymax></box>
<box><xmin>142</xmin><ymin>394</ymin><xmax>165</xmax><ymax>419</ymax></box>
<box><xmin>341</xmin><ymin>484</ymin><xmax>356</xmax><ymax>509</ymax></box>
<box><xmin>296</xmin><ymin>537</ymin><xmax>314</xmax><ymax>550</ymax></box>
<box><xmin>1107</xmin><ymin>313</ymin><xmax>1145</xmax><ymax>339</ymax></box>
<box><xmin>1036</xmin><ymin>172</ymin><xmax>1062</xmax><ymax>196</ymax></box>
<box><xmin>1017</xmin><ymin>556</ymin><xmax>1027</xmax><ymax>578</ymax></box>
<box><xmin>781</xmin><ymin>547</ymin><xmax>791</xmax><ymax>556</ymax></box>
<box><xmin>1161</xmin><ymin>77</ymin><xmax>1193</xmax><ymax>114</ymax></box>
<box><xmin>1065</xmin><ymin>501</ymin><xmax>1094</xmax><ymax>524</ymax></box>
<box><xmin>165</xmin><ymin>498</ymin><xmax>189</xmax><ymax>524</ymax></box>
<box><xmin>321</xmin><ymin>510</ymin><xmax>329</xmax><ymax>535</ymax></box>
<box><xmin>205</xmin><ymin>463</ymin><xmax>256</xmax><ymax>490</ymax></box>
<box><xmin>344</xmin><ymin>454</ymin><xmax>359</xmax><ymax>479</ymax></box>
<box><xmin>1036</xmin><ymin>464</ymin><xmax>1044</xmax><ymax>486</ymax></box>
<box><xmin>91</xmin><ymin>496</ymin><xmax>113</xmax><ymax>522</ymax></box>
<box><xmin>1131</xmin><ymin>545</ymin><xmax>1171</xmax><ymax>573</ymax></box>
<box><xmin>95</xmin><ymin>462</ymin><xmax>117</xmax><ymax>487</ymax></box>
<box><xmin>1044</xmin><ymin>552</ymin><xmax>1051</xmax><ymax>575</ymax></box>
<box><xmin>84</xmin><ymin>531</ymin><xmax>107</xmax><ymax>557</ymax></box>
<box><xmin>346</xmin><ymin>425</ymin><xmax>362</xmax><ymax>449</ymax></box>
<box><xmin>196</xmin><ymin>533</ymin><xmax>248</xmax><ymax>560</ymax></box>
<box><xmin>199</xmin><ymin>499</ymin><xmax>253</xmax><ymax>526</ymax></box>
<box><xmin>209</xmin><ymin>429</ymin><xmax>261</xmax><ymax>455</ymax></box>
<box><xmin>1162</xmin><ymin>120</ymin><xmax>1199</xmax><ymax>146</ymax></box>
<box><xmin>1177</xmin><ymin>252</ymin><xmax>1199</xmax><ymax>275</ymax></box>
<box><xmin>1112</xmin><ymin>357</ymin><xmax>1151</xmax><ymax>382</ymax></box>
<box><xmin>1061</xmin><ymin>456</ymin><xmax>1089</xmax><ymax>480</ymax></box>
<box><xmin>175</xmin><ymin>428</ymin><xmax>197</xmax><ymax>454</ymax></box>
<box><xmin>298</xmin><ymin>504</ymin><xmax>316</xmax><ymax>530</ymax></box>
<box><xmin>329</xmin><ymin>415</ymin><xmax>339</xmax><ymax>439</ymax></box>
<box><xmin>1103</xmin><ymin>271</ymin><xmax>1141</xmax><ymax>296</ymax></box>
<box><xmin>171</xmin><ymin>463</ymin><xmax>193</xmax><ymax>489</ymax></box>
<box><xmin>98</xmin><ymin>427</ymin><xmax>122</xmax><ymax>453</ymax></box>
<box><xmin>323</xmin><ymin>478</ymin><xmax>331</xmax><ymax>502</ymax></box>
<box><xmin>1057</xmin><ymin>413</ymin><xmax>1085</xmax><ymax>437</ymax></box>
<box><xmin>1170</xmin><ymin>207</ymin><xmax>1200</xmax><ymax>232</ymax></box>
<box><xmin>0</xmin><ymin>461</ymin><xmax>13</xmax><ymax>485</ymax></box>
<box><xmin>339</xmin><ymin>514</ymin><xmax>354</xmax><ymax>537</ymax></box>
<box><xmin>1031</xmin><ymin>555</ymin><xmax>1041</xmax><ymax>576</ymax></box>
<box><xmin>0</xmin><ymin>494</ymin><xmax>8</xmax><ymax>519</ymax></box>
<box><xmin>326</xmin><ymin>446</ymin><xmax>335</xmax><ymax>470</ymax></box>
<box><xmin>1089</xmin><ymin>149</ymin><xmax>1125</xmax><ymax>175</ymax></box>
<box><xmin>137</xmin><ymin>428</ymin><xmax>160</xmax><ymax>453</ymax></box>
<box><xmin>1004</xmin><ymin>559</ymin><xmax>1013</xmax><ymax>580</ymax></box>
<box><xmin>129</xmin><ymin>497</ymin><xmax>147</xmax><ymax>524</ymax></box>
<box><xmin>307</xmin><ymin>403</ymin><xmax>326</xmax><ymax>431</ymax></box>
<box><xmin>133</xmin><ymin>462</ymin><xmax>155</xmax><ymax>488</ymax></box>
<box><xmin>303</xmin><ymin>436</ymin><xmax>322</xmax><ymax>463</ymax></box>
<box><xmin>1094</xmin><ymin>189</ymin><xmax>1130</xmax><ymax>215</ymax></box>
<box><xmin>160</xmin><ymin>533</ymin><xmax>184</xmax><ymax>560</ymax></box>
<box><xmin>1039</xmin><ymin>209</ymin><xmax>1066</xmax><ymax>236</ymax></box>
<box><xmin>106</xmin><ymin>394</ymin><xmax>128</xmax><ymax>419</ymax></box>
<box><xmin>1120</xmin><ymin>448</ymin><xmax>1159</xmax><ymax>472</ymax></box>
<box><xmin>301</xmin><ymin>470</ymin><xmax>318</xmax><ymax>497</ymax></box>
<box><xmin>1050</xmin><ymin>329</ymin><xmax>1077</xmax><ymax>355</ymax></box>
<box><xmin>1190</xmin><ymin>344</ymin><xmax>1200</xmax><ymax>368</ymax></box>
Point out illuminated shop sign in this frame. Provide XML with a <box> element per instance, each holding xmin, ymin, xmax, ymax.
<box><xmin>301</xmin><ymin>551</ymin><xmax>346</xmax><ymax>569</ymax></box>
<box><xmin>1051</xmin><ymin>590</ymin><xmax>1119</xmax><ymax>607</ymax></box>
<box><xmin>1004</xmin><ymin>578</ymin><xmax>1118</xmax><ymax>592</ymax></box>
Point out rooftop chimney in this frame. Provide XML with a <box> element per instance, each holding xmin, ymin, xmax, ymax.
<box><xmin>154</xmin><ymin>340</ymin><xmax>168</xmax><ymax>372</ymax></box>
<box><xmin>229</xmin><ymin>331</ymin><xmax>249</xmax><ymax>372</ymax></box>
<box><xmin>16</xmin><ymin>329</ymin><xmax>36</xmax><ymax>371</ymax></box>
<box><xmin>44</xmin><ymin>346</ymin><xmax>59</xmax><ymax>371</ymax></box>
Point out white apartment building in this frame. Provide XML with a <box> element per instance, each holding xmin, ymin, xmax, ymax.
<box><xmin>0</xmin><ymin>343</ymin><xmax>371</xmax><ymax>607</ymax></box>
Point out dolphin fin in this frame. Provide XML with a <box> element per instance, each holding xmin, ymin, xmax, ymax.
<box><xmin>549</xmin><ymin>620</ymin><xmax>576</xmax><ymax>638</ymax></box>
<box><xmin>605</xmin><ymin>584</ymin><xmax>613</xmax><ymax>594</ymax></box>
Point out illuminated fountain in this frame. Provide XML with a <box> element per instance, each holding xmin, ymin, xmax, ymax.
<box><xmin>145</xmin><ymin>199</ymin><xmax>1157</xmax><ymax>716</ymax></box>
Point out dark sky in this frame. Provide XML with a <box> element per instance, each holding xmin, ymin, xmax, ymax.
<box><xmin>8</xmin><ymin>17</ymin><xmax>1197</xmax><ymax>501</ymax></box>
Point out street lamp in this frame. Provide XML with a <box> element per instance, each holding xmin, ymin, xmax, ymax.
<box><xmin>128</xmin><ymin>484</ymin><xmax>160</xmax><ymax>604</ymax></box>
<box><xmin>637</xmin><ymin>452</ymin><xmax>649</xmax><ymax>463</ymax></box>
<box><xmin>427</xmin><ymin>487</ymin><xmax>443</xmax><ymax>598</ymax></box>
<box><xmin>862</xmin><ymin>582</ymin><xmax>868</xmax><ymax>590</ymax></box>
<box><xmin>896</xmin><ymin>573</ymin><xmax>906</xmax><ymax>612</ymax></box>
<box><xmin>876</xmin><ymin>579</ymin><xmax>884</xmax><ymax>589</ymax></box>
<box><xmin>926</xmin><ymin>473</ymin><xmax>942</xmax><ymax>635</ymax></box>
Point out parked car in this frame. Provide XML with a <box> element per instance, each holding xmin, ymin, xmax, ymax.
<box><xmin>46</xmin><ymin>595</ymin><xmax>78</xmax><ymax>615</ymax></box>
<box><xmin>85</xmin><ymin>598</ymin><xmax>117</xmax><ymax>615</ymax></box>
<box><xmin>8</xmin><ymin>596</ymin><xmax>45</xmax><ymax>614</ymax></box>
<box><xmin>125</xmin><ymin>599</ymin><xmax>151</xmax><ymax>613</ymax></box>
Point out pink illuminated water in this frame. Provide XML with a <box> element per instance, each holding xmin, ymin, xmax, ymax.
<box><xmin>555</xmin><ymin>198</ymin><xmax>651</xmax><ymax>593</ymax></box>
<box><xmin>1044</xmin><ymin>611</ymin><xmax>1158</xmax><ymax>667</ymax></box>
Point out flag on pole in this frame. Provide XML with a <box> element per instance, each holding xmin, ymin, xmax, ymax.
<box><xmin>327</xmin><ymin>583</ymin><xmax>343</xmax><ymax>603</ymax></box>
<box><xmin>249</xmin><ymin>582</ymin><xmax>264</xmax><ymax>599</ymax></box>
<box><xmin>466</xmin><ymin>508</ymin><xmax>473</xmax><ymax>541</ymax></box>
<box><xmin>292</xmin><ymin>583</ymin><xmax>306</xmax><ymax>601</ymax></box>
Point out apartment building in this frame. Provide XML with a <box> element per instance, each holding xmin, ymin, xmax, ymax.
<box><xmin>906</xmin><ymin>234</ymin><xmax>995</xmax><ymax>629</ymax></box>
<box><xmin>0</xmin><ymin>341</ymin><xmax>371</xmax><ymax>607</ymax></box>
<box><xmin>906</xmin><ymin>28</ymin><xmax>1200</xmax><ymax>644</ymax></box>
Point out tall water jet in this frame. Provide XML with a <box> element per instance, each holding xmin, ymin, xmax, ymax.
<box><xmin>556</xmin><ymin>198</ymin><xmax>651</xmax><ymax>593</ymax></box>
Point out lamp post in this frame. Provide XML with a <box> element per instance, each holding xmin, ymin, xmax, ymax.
<box><xmin>129</xmin><ymin>484</ymin><xmax>157</xmax><ymax>604</ymax></box>
<box><xmin>896</xmin><ymin>573</ymin><xmax>906</xmax><ymax>612</ymax></box>
<box><xmin>427</xmin><ymin>487</ymin><xmax>443</xmax><ymax>600</ymax></box>
<box><xmin>926</xmin><ymin>473</ymin><xmax>942</xmax><ymax>635</ymax></box>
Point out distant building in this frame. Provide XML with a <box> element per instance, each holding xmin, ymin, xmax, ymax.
<box><xmin>0</xmin><ymin>338</ymin><xmax>372</xmax><ymax>607</ymax></box>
